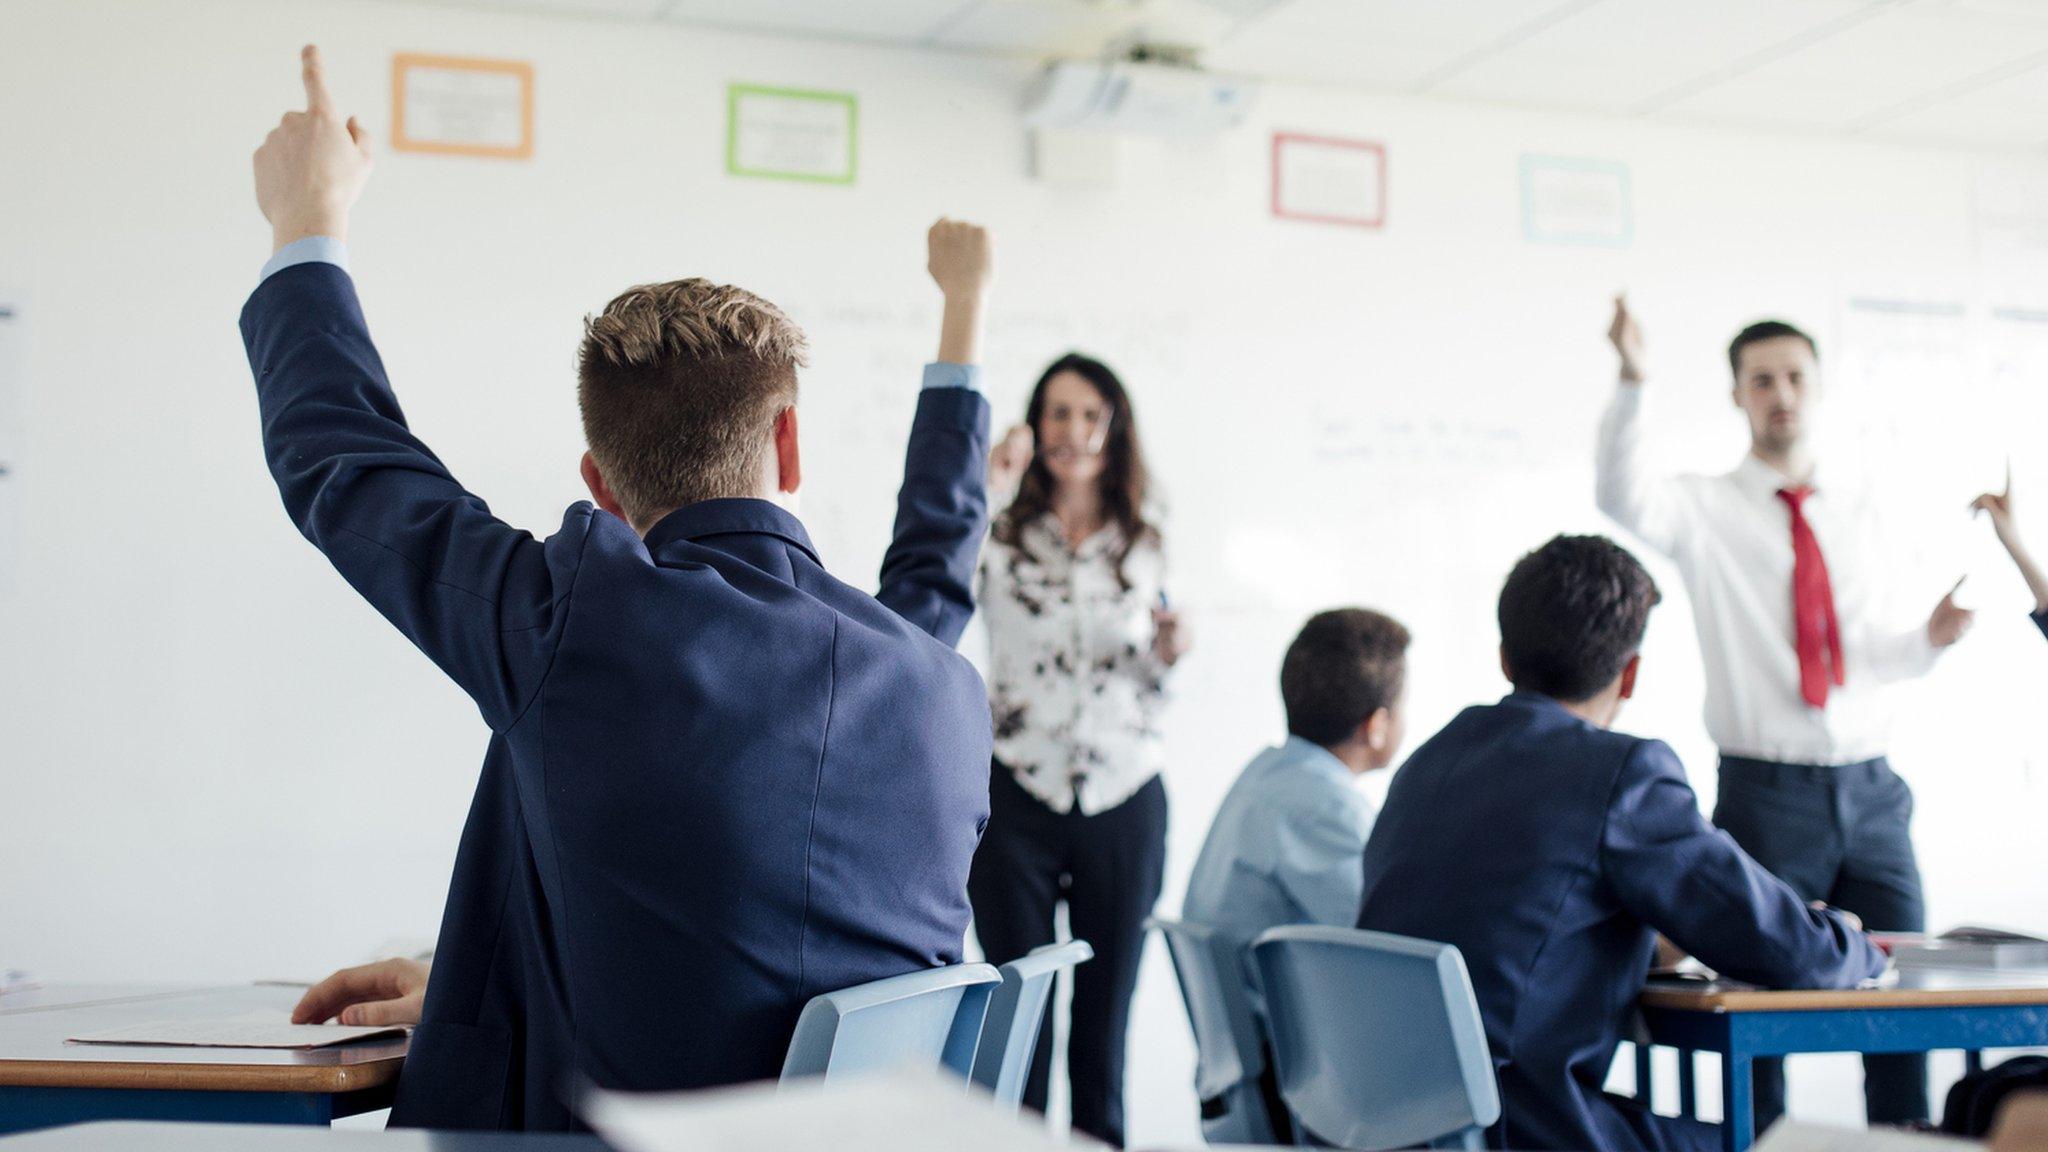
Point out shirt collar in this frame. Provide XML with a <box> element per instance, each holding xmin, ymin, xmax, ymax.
<box><xmin>1022</xmin><ymin>511</ymin><xmax>1122</xmax><ymax>558</ymax></box>
<box><xmin>1733</xmin><ymin>452</ymin><xmax>1826</xmax><ymax>500</ymax></box>
<box><xmin>1275</xmin><ymin>735</ymin><xmax>1358</xmax><ymax>784</ymax></box>
<box><xmin>639</xmin><ymin>497</ymin><xmax>820</xmax><ymax>563</ymax></box>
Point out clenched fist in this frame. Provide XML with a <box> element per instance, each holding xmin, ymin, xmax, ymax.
<box><xmin>927</xmin><ymin>218</ymin><xmax>993</xmax><ymax>300</ymax></box>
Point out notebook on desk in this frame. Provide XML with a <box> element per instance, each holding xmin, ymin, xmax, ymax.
<box><xmin>1878</xmin><ymin>926</ymin><xmax>2048</xmax><ymax>970</ymax></box>
<box><xmin>67</xmin><ymin>1020</ymin><xmax>407</xmax><ymax>1049</ymax></box>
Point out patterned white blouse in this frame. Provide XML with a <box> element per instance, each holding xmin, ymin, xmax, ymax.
<box><xmin>978</xmin><ymin>512</ymin><xmax>1172</xmax><ymax>816</ymax></box>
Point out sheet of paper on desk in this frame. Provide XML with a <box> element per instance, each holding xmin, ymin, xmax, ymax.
<box><xmin>1756</xmin><ymin>1120</ymin><xmax>1979</xmax><ymax>1151</ymax></box>
<box><xmin>584</xmin><ymin>1069</ymin><xmax>1095</xmax><ymax>1152</ymax></box>
<box><xmin>68</xmin><ymin>1020</ymin><xmax>406</xmax><ymax>1048</ymax></box>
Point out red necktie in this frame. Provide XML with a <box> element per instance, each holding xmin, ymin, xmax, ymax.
<box><xmin>1776</xmin><ymin>486</ymin><xmax>1845</xmax><ymax>708</ymax></box>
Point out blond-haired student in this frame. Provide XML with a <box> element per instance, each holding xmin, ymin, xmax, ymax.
<box><xmin>248</xmin><ymin>46</ymin><xmax>998</xmax><ymax>1130</ymax></box>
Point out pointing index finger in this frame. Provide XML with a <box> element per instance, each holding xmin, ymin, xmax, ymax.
<box><xmin>301</xmin><ymin>44</ymin><xmax>336</xmax><ymax>115</ymax></box>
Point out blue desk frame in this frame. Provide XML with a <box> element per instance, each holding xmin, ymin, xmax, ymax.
<box><xmin>0</xmin><ymin>1083</ymin><xmax>395</xmax><ymax>1136</ymax></box>
<box><xmin>1635</xmin><ymin>1001</ymin><xmax>2048</xmax><ymax>1152</ymax></box>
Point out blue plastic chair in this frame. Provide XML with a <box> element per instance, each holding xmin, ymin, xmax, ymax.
<box><xmin>1147</xmin><ymin>917</ymin><xmax>1282</xmax><ymax>1145</ymax></box>
<box><xmin>968</xmin><ymin>939</ymin><xmax>1095</xmax><ymax>1109</ymax></box>
<box><xmin>779</xmin><ymin>963</ymin><xmax>1002</xmax><ymax>1084</ymax></box>
<box><xmin>1251</xmin><ymin>926</ymin><xmax>1501</xmax><ymax>1150</ymax></box>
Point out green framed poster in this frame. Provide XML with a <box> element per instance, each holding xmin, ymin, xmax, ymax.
<box><xmin>726</xmin><ymin>83</ymin><xmax>858</xmax><ymax>185</ymax></box>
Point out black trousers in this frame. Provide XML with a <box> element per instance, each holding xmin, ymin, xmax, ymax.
<box><xmin>967</xmin><ymin>763</ymin><xmax>1167</xmax><ymax>1148</ymax></box>
<box><xmin>1713</xmin><ymin>755</ymin><xmax>1930</xmax><ymax>1129</ymax></box>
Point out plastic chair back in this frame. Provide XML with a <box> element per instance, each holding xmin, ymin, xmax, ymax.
<box><xmin>968</xmin><ymin>940</ymin><xmax>1095</xmax><ymax>1108</ymax></box>
<box><xmin>1148</xmin><ymin>917</ymin><xmax>1280</xmax><ymax>1144</ymax></box>
<box><xmin>779</xmin><ymin>962</ymin><xmax>1001</xmax><ymax>1084</ymax></box>
<box><xmin>1251</xmin><ymin>925</ymin><xmax>1500</xmax><ymax>1150</ymax></box>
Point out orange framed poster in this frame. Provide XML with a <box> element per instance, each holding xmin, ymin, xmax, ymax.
<box><xmin>391</xmin><ymin>53</ymin><xmax>534</xmax><ymax>160</ymax></box>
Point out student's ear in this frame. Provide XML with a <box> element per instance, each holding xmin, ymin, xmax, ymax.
<box><xmin>1498</xmin><ymin>645</ymin><xmax>1513</xmax><ymax>685</ymax></box>
<box><xmin>774</xmin><ymin>406</ymin><xmax>802</xmax><ymax>495</ymax></box>
<box><xmin>581</xmin><ymin>452</ymin><xmax>631</xmax><ymax>524</ymax></box>
<box><xmin>1362</xmin><ymin>706</ymin><xmax>1392</xmax><ymax>752</ymax></box>
<box><xmin>1617</xmin><ymin>653</ymin><xmax>1642</xmax><ymax>701</ymax></box>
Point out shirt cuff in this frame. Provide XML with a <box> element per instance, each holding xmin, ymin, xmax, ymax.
<box><xmin>922</xmin><ymin>362</ymin><xmax>982</xmax><ymax>392</ymax></box>
<box><xmin>260</xmin><ymin>236</ymin><xmax>349</xmax><ymax>284</ymax></box>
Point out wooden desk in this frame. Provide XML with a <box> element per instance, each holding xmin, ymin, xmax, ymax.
<box><xmin>1635</xmin><ymin>967</ymin><xmax>2048</xmax><ymax>1152</ymax></box>
<box><xmin>0</xmin><ymin>986</ymin><xmax>407</xmax><ymax>1136</ymax></box>
<box><xmin>0</xmin><ymin>1121</ymin><xmax>607</xmax><ymax>1150</ymax></box>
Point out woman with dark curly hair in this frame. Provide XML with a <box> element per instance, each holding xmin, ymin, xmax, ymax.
<box><xmin>970</xmin><ymin>352</ymin><xmax>1189</xmax><ymax>1147</ymax></box>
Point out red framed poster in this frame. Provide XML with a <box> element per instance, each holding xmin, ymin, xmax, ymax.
<box><xmin>1271</xmin><ymin>132</ymin><xmax>1386</xmax><ymax>229</ymax></box>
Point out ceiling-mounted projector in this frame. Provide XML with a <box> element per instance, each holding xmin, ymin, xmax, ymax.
<box><xmin>1020</xmin><ymin>56</ymin><xmax>1257</xmax><ymax>137</ymax></box>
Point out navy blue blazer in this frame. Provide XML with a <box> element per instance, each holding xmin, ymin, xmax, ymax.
<box><xmin>1356</xmin><ymin>692</ymin><xmax>1885</xmax><ymax>1152</ymax></box>
<box><xmin>241</xmin><ymin>264</ymin><xmax>995</xmax><ymax>1130</ymax></box>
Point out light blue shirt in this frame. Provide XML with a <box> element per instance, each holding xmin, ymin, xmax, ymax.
<box><xmin>1182</xmin><ymin>736</ymin><xmax>1378</xmax><ymax>1010</ymax></box>
<box><xmin>258</xmin><ymin>240</ymin><xmax>979</xmax><ymax>391</ymax></box>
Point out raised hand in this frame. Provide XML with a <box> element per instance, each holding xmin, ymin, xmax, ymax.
<box><xmin>988</xmin><ymin>423</ymin><xmax>1034</xmax><ymax>503</ymax></box>
<box><xmin>1927</xmin><ymin>577</ymin><xmax>1975</xmax><ymax>649</ymax></box>
<box><xmin>1971</xmin><ymin>460</ymin><xmax>2018</xmax><ymax>549</ymax></box>
<box><xmin>253</xmin><ymin>45</ymin><xmax>373</xmax><ymax>251</ymax></box>
<box><xmin>927</xmin><ymin>218</ymin><xmax>993</xmax><ymax>301</ymax></box>
<box><xmin>1971</xmin><ymin>460</ymin><xmax>2048</xmax><ymax>612</ymax></box>
<box><xmin>929</xmin><ymin>217</ymin><xmax>992</xmax><ymax>365</ymax></box>
<box><xmin>1609</xmin><ymin>294</ymin><xmax>1646</xmax><ymax>384</ymax></box>
<box><xmin>291</xmin><ymin>956</ymin><xmax>429</xmax><ymax>1027</ymax></box>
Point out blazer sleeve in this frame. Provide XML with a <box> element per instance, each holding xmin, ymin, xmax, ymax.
<box><xmin>876</xmin><ymin>385</ymin><xmax>992</xmax><ymax>646</ymax></box>
<box><xmin>239</xmin><ymin>263</ymin><xmax>575</xmax><ymax>732</ymax></box>
<box><xmin>1598</xmin><ymin>739</ymin><xmax>1887</xmax><ymax>990</ymax></box>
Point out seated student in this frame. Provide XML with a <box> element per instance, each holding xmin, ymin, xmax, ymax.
<box><xmin>1972</xmin><ymin>472</ymin><xmax>2048</xmax><ymax>641</ymax></box>
<box><xmin>1184</xmin><ymin>608</ymin><xmax>1410</xmax><ymax>966</ymax></box>
<box><xmin>1181</xmin><ymin>607</ymin><xmax>1409</xmax><ymax>1141</ymax></box>
<box><xmin>1355</xmin><ymin>534</ymin><xmax>1886</xmax><ymax>1152</ymax></box>
<box><xmin>250</xmin><ymin>48</ymin><xmax>996</xmax><ymax>1129</ymax></box>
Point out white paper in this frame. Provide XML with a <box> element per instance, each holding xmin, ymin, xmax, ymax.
<box><xmin>731</xmin><ymin>89</ymin><xmax>855</xmax><ymax>181</ymax></box>
<box><xmin>401</xmin><ymin>64</ymin><xmax>527</xmax><ymax>151</ymax></box>
<box><xmin>1523</xmin><ymin>157</ymin><xmax>1631</xmax><ymax>247</ymax></box>
<box><xmin>1274</xmin><ymin>136</ymin><xmax>1384</xmax><ymax>225</ymax></box>
<box><xmin>1755</xmin><ymin>1119</ymin><xmax>1978</xmax><ymax>1151</ymax></box>
<box><xmin>69</xmin><ymin>1019</ymin><xmax>406</xmax><ymax>1049</ymax></box>
<box><xmin>584</xmin><ymin>1070</ymin><xmax>1095</xmax><ymax>1152</ymax></box>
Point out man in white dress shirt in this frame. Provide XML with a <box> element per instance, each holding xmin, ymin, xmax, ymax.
<box><xmin>1594</xmin><ymin>298</ymin><xmax>1974</xmax><ymax>1129</ymax></box>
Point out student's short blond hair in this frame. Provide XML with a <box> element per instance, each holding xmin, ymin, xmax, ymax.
<box><xmin>577</xmin><ymin>278</ymin><xmax>810</xmax><ymax>526</ymax></box>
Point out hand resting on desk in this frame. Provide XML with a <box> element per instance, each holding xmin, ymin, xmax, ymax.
<box><xmin>291</xmin><ymin>957</ymin><xmax>429</xmax><ymax>1027</ymax></box>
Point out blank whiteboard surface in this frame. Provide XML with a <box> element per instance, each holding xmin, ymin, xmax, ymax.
<box><xmin>1272</xmin><ymin>133</ymin><xmax>1385</xmax><ymax>227</ymax></box>
<box><xmin>394</xmin><ymin>55</ymin><xmax>533</xmax><ymax>158</ymax></box>
<box><xmin>0</xmin><ymin>298</ymin><xmax>18</xmax><ymax>595</ymax></box>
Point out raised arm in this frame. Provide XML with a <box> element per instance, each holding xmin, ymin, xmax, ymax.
<box><xmin>1594</xmin><ymin>296</ymin><xmax>1685</xmax><ymax>556</ymax></box>
<box><xmin>1600</xmin><ymin>740</ymin><xmax>1886</xmax><ymax>989</ymax></box>
<box><xmin>243</xmin><ymin>46</ymin><xmax>564</xmax><ymax>730</ymax></box>
<box><xmin>1974</xmin><ymin>469</ymin><xmax>2048</xmax><ymax>639</ymax></box>
<box><xmin>875</xmin><ymin>220</ymin><xmax>995</xmax><ymax>645</ymax></box>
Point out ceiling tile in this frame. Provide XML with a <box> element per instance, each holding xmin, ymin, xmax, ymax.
<box><xmin>1659</xmin><ymin>3</ymin><xmax>2048</xmax><ymax>130</ymax></box>
<box><xmin>1430</xmin><ymin>0</ymin><xmax>1875</xmax><ymax>116</ymax></box>
<box><xmin>1865</xmin><ymin>59</ymin><xmax>2048</xmax><ymax>148</ymax></box>
<box><xmin>1207</xmin><ymin>0</ymin><xmax>1584</xmax><ymax>90</ymax></box>
<box><xmin>925</xmin><ymin>0</ymin><xmax>1161</xmax><ymax>55</ymax></box>
<box><xmin>658</xmin><ymin>0</ymin><xmax>973</xmax><ymax>43</ymax></box>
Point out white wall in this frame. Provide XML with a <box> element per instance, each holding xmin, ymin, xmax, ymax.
<box><xmin>3</xmin><ymin>0</ymin><xmax>2046</xmax><ymax>1141</ymax></box>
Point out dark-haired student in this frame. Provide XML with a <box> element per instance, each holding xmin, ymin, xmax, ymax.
<box><xmin>1356</xmin><ymin>535</ymin><xmax>1887</xmax><ymax>1152</ymax></box>
<box><xmin>1183</xmin><ymin>608</ymin><xmax>1411</xmax><ymax>1140</ymax></box>
<box><xmin>1971</xmin><ymin>473</ymin><xmax>2048</xmax><ymax>640</ymax></box>
<box><xmin>1595</xmin><ymin>299</ymin><xmax>1970</xmax><ymax>1127</ymax></box>
<box><xmin>969</xmin><ymin>354</ymin><xmax>1186</xmax><ymax>1148</ymax></box>
<box><xmin>1185</xmin><ymin>608</ymin><xmax>1409</xmax><ymax>962</ymax></box>
<box><xmin>250</xmin><ymin>48</ymin><xmax>996</xmax><ymax>1129</ymax></box>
